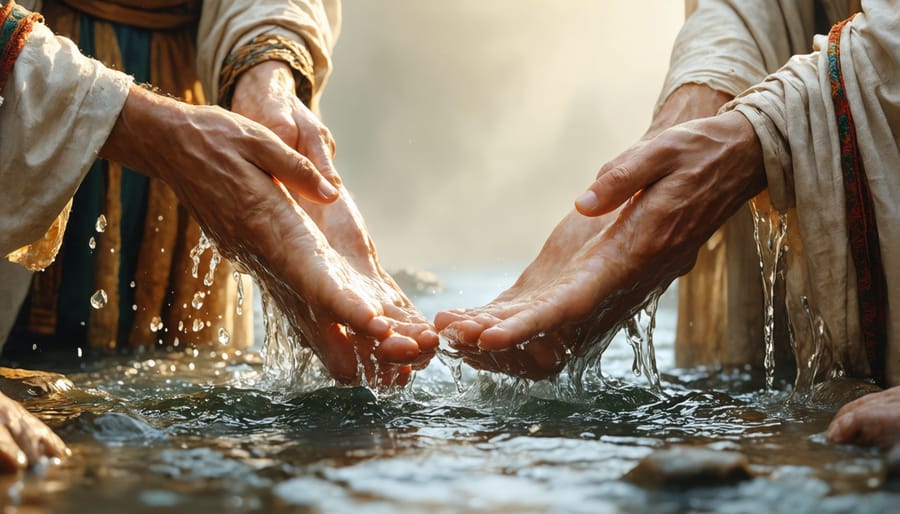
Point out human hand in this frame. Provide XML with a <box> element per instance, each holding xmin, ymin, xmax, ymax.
<box><xmin>0</xmin><ymin>391</ymin><xmax>68</xmax><ymax>472</ymax></box>
<box><xmin>437</xmin><ymin>111</ymin><xmax>766</xmax><ymax>380</ymax></box>
<box><xmin>827</xmin><ymin>386</ymin><xmax>900</xmax><ymax>447</ymax></box>
<box><xmin>230</xmin><ymin>61</ymin><xmax>439</xmax><ymax>383</ymax></box>
<box><xmin>231</xmin><ymin>60</ymin><xmax>337</xmax><ymax>185</ymax></box>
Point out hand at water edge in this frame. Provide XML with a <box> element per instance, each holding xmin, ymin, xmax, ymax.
<box><xmin>0</xmin><ymin>392</ymin><xmax>68</xmax><ymax>472</ymax></box>
<box><xmin>436</xmin><ymin>111</ymin><xmax>766</xmax><ymax>380</ymax></box>
<box><xmin>231</xmin><ymin>61</ymin><xmax>439</xmax><ymax>385</ymax></box>
<box><xmin>827</xmin><ymin>385</ymin><xmax>900</xmax><ymax>447</ymax></box>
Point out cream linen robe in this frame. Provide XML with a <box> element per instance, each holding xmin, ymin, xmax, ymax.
<box><xmin>0</xmin><ymin>0</ymin><xmax>341</xmax><ymax>346</ymax></box>
<box><xmin>664</xmin><ymin>0</ymin><xmax>899</xmax><ymax>385</ymax></box>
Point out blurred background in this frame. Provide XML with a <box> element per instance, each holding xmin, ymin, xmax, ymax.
<box><xmin>321</xmin><ymin>1</ymin><xmax>685</xmax><ymax>272</ymax></box>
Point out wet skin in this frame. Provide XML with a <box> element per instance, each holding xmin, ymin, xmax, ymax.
<box><xmin>231</xmin><ymin>62</ymin><xmax>437</xmax><ymax>386</ymax></box>
<box><xmin>435</xmin><ymin>86</ymin><xmax>757</xmax><ymax>380</ymax></box>
<box><xmin>828</xmin><ymin>385</ymin><xmax>900</xmax><ymax>448</ymax></box>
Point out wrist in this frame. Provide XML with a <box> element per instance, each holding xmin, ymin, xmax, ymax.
<box><xmin>718</xmin><ymin>110</ymin><xmax>767</xmax><ymax>200</ymax></box>
<box><xmin>232</xmin><ymin>60</ymin><xmax>295</xmax><ymax>110</ymax></box>
<box><xmin>218</xmin><ymin>34</ymin><xmax>315</xmax><ymax>109</ymax></box>
<box><xmin>647</xmin><ymin>84</ymin><xmax>733</xmax><ymax>139</ymax></box>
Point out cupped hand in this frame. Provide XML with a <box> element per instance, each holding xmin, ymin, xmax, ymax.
<box><xmin>827</xmin><ymin>385</ymin><xmax>900</xmax><ymax>447</ymax></box>
<box><xmin>0</xmin><ymin>392</ymin><xmax>69</xmax><ymax>473</ymax></box>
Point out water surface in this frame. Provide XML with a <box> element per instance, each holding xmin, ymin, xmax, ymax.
<box><xmin>4</xmin><ymin>270</ymin><xmax>898</xmax><ymax>513</ymax></box>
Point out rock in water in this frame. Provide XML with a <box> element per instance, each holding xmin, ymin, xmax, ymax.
<box><xmin>390</xmin><ymin>268</ymin><xmax>444</xmax><ymax>296</ymax></box>
<box><xmin>624</xmin><ymin>446</ymin><xmax>751</xmax><ymax>488</ymax></box>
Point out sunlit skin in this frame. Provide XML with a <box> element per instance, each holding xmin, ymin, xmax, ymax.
<box><xmin>231</xmin><ymin>61</ymin><xmax>438</xmax><ymax>386</ymax></box>
<box><xmin>827</xmin><ymin>386</ymin><xmax>900</xmax><ymax>448</ymax></box>
<box><xmin>0</xmin><ymin>392</ymin><xmax>68</xmax><ymax>472</ymax></box>
<box><xmin>436</xmin><ymin>85</ymin><xmax>748</xmax><ymax>379</ymax></box>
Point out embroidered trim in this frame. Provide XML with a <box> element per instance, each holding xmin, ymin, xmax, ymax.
<box><xmin>827</xmin><ymin>15</ymin><xmax>888</xmax><ymax>386</ymax></box>
<box><xmin>0</xmin><ymin>1</ymin><xmax>43</xmax><ymax>93</ymax></box>
<box><xmin>218</xmin><ymin>34</ymin><xmax>315</xmax><ymax>109</ymax></box>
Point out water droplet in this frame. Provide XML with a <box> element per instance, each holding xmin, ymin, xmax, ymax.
<box><xmin>31</xmin><ymin>344</ymin><xmax>37</xmax><ymax>351</ymax></box>
<box><xmin>76</xmin><ymin>347</ymin><xmax>83</xmax><ymax>358</ymax></box>
<box><xmin>173</xmin><ymin>337</ymin><xmax>180</xmax><ymax>347</ymax></box>
<box><xmin>217</xmin><ymin>327</ymin><xmax>230</xmax><ymax>345</ymax></box>
<box><xmin>88</xmin><ymin>236</ymin><xmax>96</xmax><ymax>249</ymax></box>
<box><xmin>157</xmin><ymin>215</ymin><xmax>164</xmax><ymax>222</ymax></box>
<box><xmin>149</xmin><ymin>316</ymin><xmax>163</xmax><ymax>333</ymax></box>
<box><xmin>90</xmin><ymin>289</ymin><xmax>108</xmax><ymax>309</ymax></box>
<box><xmin>129</xmin><ymin>281</ymin><xmax>136</xmax><ymax>288</ymax></box>
<box><xmin>191</xmin><ymin>291</ymin><xmax>206</xmax><ymax>309</ymax></box>
<box><xmin>95</xmin><ymin>214</ymin><xmax>107</xmax><ymax>233</ymax></box>
<box><xmin>178</xmin><ymin>321</ymin><xmax>184</xmax><ymax>332</ymax></box>
<box><xmin>192</xmin><ymin>318</ymin><xmax>204</xmax><ymax>332</ymax></box>
<box><xmin>132</xmin><ymin>304</ymin><xmax>137</xmax><ymax>311</ymax></box>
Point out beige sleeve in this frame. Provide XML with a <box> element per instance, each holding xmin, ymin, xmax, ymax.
<box><xmin>656</xmin><ymin>0</ymin><xmax>828</xmax><ymax>112</ymax></box>
<box><xmin>197</xmin><ymin>0</ymin><xmax>341</xmax><ymax>106</ymax></box>
<box><xmin>727</xmin><ymin>0</ymin><xmax>900</xmax><ymax>383</ymax></box>
<box><xmin>0</xmin><ymin>22</ymin><xmax>132</xmax><ymax>262</ymax></box>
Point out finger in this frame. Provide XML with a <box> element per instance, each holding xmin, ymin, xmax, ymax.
<box><xmin>253</xmin><ymin>138</ymin><xmax>339</xmax><ymax>204</ymax></box>
<box><xmin>435</xmin><ymin>310</ymin><xmax>468</xmax><ymax>331</ymax></box>
<box><xmin>575</xmin><ymin>158</ymin><xmax>665</xmax><ymax>217</ymax></box>
<box><xmin>0</xmin><ymin>425</ymin><xmax>26</xmax><ymax>473</ymax></box>
<box><xmin>826</xmin><ymin>410</ymin><xmax>861</xmax><ymax>444</ymax></box>
<box><xmin>296</xmin><ymin>114</ymin><xmax>342</xmax><ymax>187</ymax></box>
<box><xmin>375</xmin><ymin>333</ymin><xmax>421</xmax><ymax>363</ymax></box>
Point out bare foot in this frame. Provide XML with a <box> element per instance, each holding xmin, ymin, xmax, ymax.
<box><xmin>0</xmin><ymin>391</ymin><xmax>69</xmax><ymax>472</ymax></box>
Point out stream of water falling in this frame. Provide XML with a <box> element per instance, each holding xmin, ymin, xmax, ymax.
<box><xmin>749</xmin><ymin>199</ymin><xmax>789</xmax><ymax>391</ymax></box>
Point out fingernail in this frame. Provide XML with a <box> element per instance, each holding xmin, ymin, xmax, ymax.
<box><xmin>575</xmin><ymin>190</ymin><xmax>600</xmax><ymax>212</ymax></box>
<box><xmin>318</xmin><ymin>180</ymin><xmax>338</xmax><ymax>200</ymax></box>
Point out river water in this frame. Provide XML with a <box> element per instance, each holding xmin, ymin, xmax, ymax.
<box><xmin>4</xmin><ymin>269</ymin><xmax>898</xmax><ymax>513</ymax></box>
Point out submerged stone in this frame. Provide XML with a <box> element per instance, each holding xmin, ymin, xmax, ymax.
<box><xmin>623</xmin><ymin>446</ymin><xmax>751</xmax><ymax>488</ymax></box>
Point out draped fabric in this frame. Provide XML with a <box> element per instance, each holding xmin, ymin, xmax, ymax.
<box><xmin>665</xmin><ymin>0</ymin><xmax>899</xmax><ymax>386</ymax></box>
<box><xmin>5</xmin><ymin>0</ymin><xmax>251</xmax><ymax>356</ymax></box>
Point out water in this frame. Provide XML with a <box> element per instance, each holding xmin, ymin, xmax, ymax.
<box><xmin>5</xmin><ymin>269</ymin><xmax>899</xmax><ymax>513</ymax></box>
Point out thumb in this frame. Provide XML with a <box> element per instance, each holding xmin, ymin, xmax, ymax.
<box><xmin>253</xmin><ymin>135</ymin><xmax>340</xmax><ymax>204</ymax></box>
<box><xmin>575</xmin><ymin>157</ymin><xmax>664</xmax><ymax>216</ymax></box>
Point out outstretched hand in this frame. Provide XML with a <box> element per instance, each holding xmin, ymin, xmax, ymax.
<box><xmin>436</xmin><ymin>110</ymin><xmax>766</xmax><ymax>380</ymax></box>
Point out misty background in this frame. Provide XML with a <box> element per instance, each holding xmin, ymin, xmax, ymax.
<box><xmin>320</xmin><ymin>2</ymin><xmax>685</xmax><ymax>272</ymax></box>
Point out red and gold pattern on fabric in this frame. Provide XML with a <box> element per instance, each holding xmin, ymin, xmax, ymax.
<box><xmin>827</xmin><ymin>15</ymin><xmax>888</xmax><ymax>386</ymax></box>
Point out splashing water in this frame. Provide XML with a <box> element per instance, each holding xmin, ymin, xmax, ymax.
<box><xmin>190</xmin><ymin>232</ymin><xmax>212</xmax><ymax>280</ymax></box>
<box><xmin>149</xmin><ymin>316</ymin><xmax>164</xmax><ymax>333</ymax></box>
<box><xmin>749</xmin><ymin>199</ymin><xmax>788</xmax><ymax>391</ymax></box>
<box><xmin>234</xmin><ymin>271</ymin><xmax>245</xmax><ymax>316</ymax></box>
<box><xmin>192</xmin><ymin>292</ymin><xmax>206</xmax><ymax>310</ymax></box>
<box><xmin>218</xmin><ymin>327</ymin><xmax>231</xmax><ymax>345</ymax></box>
<box><xmin>95</xmin><ymin>214</ymin><xmax>107</xmax><ymax>233</ymax></box>
<box><xmin>624</xmin><ymin>292</ymin><xmax>663</xmax><ymax>393</ymax></box>
<box><xmin>204</xmin><ymin>248</ymin><xmax>221</xmax><ymax>287</ymax></box>
<box><xmin>90</xmin><ymin>289</ymin><xmax>108</xmax><ymax>309</ymax></box>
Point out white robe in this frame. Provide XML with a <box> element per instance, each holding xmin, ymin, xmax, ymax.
<box><xmin>0</xmin><ymin>0</ymin><xmax>340</xmax><ymax>343</ymax></box>
<box><xmin>662</xmin><ymin>0</ymin><xmax>899</xmax><ymax>385</ymax></box>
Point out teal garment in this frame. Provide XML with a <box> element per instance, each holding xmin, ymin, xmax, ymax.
<box><xmin>44</xmin><ymin>15</ymin><xmax>151</xmax><ymax>350</ymax></box>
